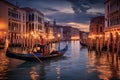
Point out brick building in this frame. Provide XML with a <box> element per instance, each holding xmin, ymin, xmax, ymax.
<box><xmin>104</xmin><ymin>0</ymin><xmax>120</xmax><ymax>48</ymax></box>
<box><xmin>88</xmin><ymin>16</ymin><xmax>105</xmax><ymax>50</ymax></box>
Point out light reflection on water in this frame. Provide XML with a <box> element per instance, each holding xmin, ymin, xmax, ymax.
<box><xmin>0</xmin><ymin>50</ymin><xmax>9</xmax><ymax>80</ymax></box>
<box><xmin>0</xmin><ymin>41</ymin><xmax>120</xmax><ymax>80</ymax></box>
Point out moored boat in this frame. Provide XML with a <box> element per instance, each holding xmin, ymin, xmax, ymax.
<box><xmin>0</xmin><ymin>45</ymin><xmax>4</xmax><ymax>49</ymax></box>
<box><xmin>80</xmin><ymin>41</ymin><xmax>87</xmax><ymax>47</ymax></box>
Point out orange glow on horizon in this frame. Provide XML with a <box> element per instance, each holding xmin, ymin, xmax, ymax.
<box><xmin>68</xmin><ymin>22</ymin><xmax>89</xmax><ymax>32</ymax></box>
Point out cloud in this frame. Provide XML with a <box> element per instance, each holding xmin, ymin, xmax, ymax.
<box><xmin>87</xmin><ymin>8</ymin><xmax>104</xmax><ymax>15</ymax></box>
<box><xmin>67</xmin><ymin>22</ymin><xmax>89</xmax><ymax>32</ymax></box>
<box><xmin>6</xmin><ymin>0</ymin><xmax>104</xmax><ymax>32</ymax></box>
<box><xmin>66</xmin><ymin>0</ymin><xmax>104</xmax><ymax>14</ymax></box>
<box><xmin>43</xmin><ymin>7</ymin><xmax>59</xmax><ymax>12</ymax></box>
<box><xmin>66</xmin><ymin>0</ymin><xmax>91</xmax><ymax>13</ymax></box>
<box><xmin>44</xmin><ymin>17</ymin><xmax>51</xmax><ymax>22</ymax></box>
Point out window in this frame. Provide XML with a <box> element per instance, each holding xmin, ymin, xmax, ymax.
<box><xmin>38</xmin><ymin>16</ymin><xmax>42</xmax><ymax>23</ymax></box>
<box><xmin>38</xmin><ymin>25</ymin><xmax>42</xmax><ymax>30</ymax></box>
<box><xmin>96</xmin><ymin>25</ymin><xmax>98</xmax><ymax>33</ymax></box>
<box><xmin>32</xmin><ymin>23</ymin><xmax>34</xmax><ymax>30</ymax></box>
<box><xmin>8</xmin><ymin>11</ymin><xmax>10</xmax><ymax>16</ymax></box>
<box><xmin>29</xmin><ymin>14</ymin><xmax>31</xmax><ymax>21</ymax></box>
<box><xmin>23</xmin><ymin>14</ymin><xmax>24</xmax><ymax>21</ymax></box>
<box><xmin>8</xmin><ymin>21</ymin><xmax>11</xmax><ymax>31</ymax></box>
<box><xmin>100</xmin><ymin>26</ymin><xmax>102</xmax><ymax>32</ymax></box>
<box><xmin>32</xmin><ymin>14</ymin><xmax>34</xmax><ymax>21</ymax></box>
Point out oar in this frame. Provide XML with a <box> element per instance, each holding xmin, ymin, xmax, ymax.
<box><xmin>31</xmin><ymin>52</ymin><xmax>43</xmax><ymax>63</ymax></box>
<box><xmin>29</xmin><ymin>48</ymin><xmax>43</xmax><ymax>63</ymax></box>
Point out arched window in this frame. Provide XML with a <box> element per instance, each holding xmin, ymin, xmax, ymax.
<box><xmin>32</xmin><ymin>14</ymin><xmax>34</xmax><ymax>21</ymax></box>
<box><xmin>100</xmin><ymin>26</ymin><xmax>102</xmax><ymax>32</ymax></box>
<box><xmin>29</xmin><ymin>14</ymin><xmax>31</xmax><ymax>21</ymax></box>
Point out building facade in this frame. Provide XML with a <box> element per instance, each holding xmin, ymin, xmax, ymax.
<box><xmin>88</xmin><ymin>16</ymin><xmax>105</xmax><ymax>50</ymax></box>
<box><xmin>22</xmin><ymin>7</ymin><xmax>44</xmax><ymax>33</ymax></box>
<box><xmin>63</xmin><ymin>26</ymin><xmax>71</xmax><ymax>41</ymax></box>
<box><xmin>63</xmin><ymin>26</ymin><xmax>80</xmax><ymax>41</ymax></box>
<box><xmin>0</xmin><ymin>1</ymin><xmax>45</xmax><ymax>46</ymax></box>
<box><xmin>89</xmin><ymin>16</ymin><xmax>105</xmax><ymax>37</ymax></box>
<box><xmin>79</xmin><ymin>31</ymin><xmax>88</xmax><ymax>40</ymax></box>
<box><xmin>0</xmin><ymin>1</ymin><xmax>27</xmax><ymax>45</ymax></box>
<box><xmin>105</xmin><ymin>0</ymin><xmax>120</xmax><ymax>47</ymax></box>
<box><xmin>44</xmin><ymin>22</ymin><xmax>54</xmax><ymax>42</ymax></box>
<box><xmin>70</xmin><ymin>27</ymin><xmax>80</xmax><ymax>40</ymax></box>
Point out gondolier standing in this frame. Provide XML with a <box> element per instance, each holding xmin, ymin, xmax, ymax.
<box><xmin>40</xmin><ymin>36</ymin><xmax>46</xmax><ymax>56</ymax></box>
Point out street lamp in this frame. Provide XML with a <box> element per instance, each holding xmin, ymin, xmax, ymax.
<box><xmin>58</xmin><ymin>34</ymin><xmax>60</xmax><ymax>49</ymax></box>
<box><xmin>58</xmin><ymin>34</ymin><xmax>60</xmax><ymax>38</ymax></box>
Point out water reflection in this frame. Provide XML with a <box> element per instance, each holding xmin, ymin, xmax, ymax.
<box><xmin>30</xmin><ymin>67</ymin><xmax>39</xmax><ymax>80</ymax></box>
<box><xmin>56</xmin><ymin>64</ymin><xmax>61</xmax><ymax>80</ymax></box>
<box><xmin>87</xmin><ymin>50</ymin><xmax>120</xmax><ymax>80</ymax></box>
<box><xmin>0</xmin><ymin>50</ymin><xmax>9</xmax><ymax>80</ymax></box>
<box><xmin>70</xmin><ymin>41</ymin><xmax>80</xmax><ymax>60</ymax></box>
<box><xmin>0</xmin><ymin>41</ymin><xmax>120</xmax><ymax>80</ymax></box>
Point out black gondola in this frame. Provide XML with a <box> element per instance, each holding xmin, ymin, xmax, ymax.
<box><xmin>0</xmin><ymin>44</ymin><xmax>5</xmax><ymax>49</ymax></box>
<box><xmin>80</xmin><ymin>41</ymin><xmax>87</xmax><ymax>47</ymax></box>
<box><xmin>6</xmin><ymin>45</ymin><xmax>68</xmax><ymax>61</ymax></box>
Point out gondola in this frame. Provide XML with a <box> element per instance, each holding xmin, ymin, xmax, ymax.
<box><xmin>80</xmin><ymin>41</ymin><xmax>87</xmax><ymax>47</ymax></box>
<box><xmin>6</xmin><ymin>45</ymin><xmax>68</xmax><ymax>61</ymax></box>
<box><xmin>0</xmin><ymin>44</ymin><xmax>5</xmax><ymax>49</ymax></box>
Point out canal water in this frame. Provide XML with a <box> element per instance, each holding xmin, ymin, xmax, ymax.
<box><xmin>0</xmin><ymin>41</ymin><xmax>120</xmax><ymax>80</ymax></box>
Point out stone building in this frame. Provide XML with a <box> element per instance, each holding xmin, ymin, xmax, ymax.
<box><xmin>89</xmin><ymin>16</ymin><xmax>105</xmax><ymax>50</ymax></box>
<box><xmin>0</xmin><ymin>1</ymin><xmax>45</xmax><ymax>46</ymax></box>
<box><xmin>105</xmin><ymin>0</ymin><xmax>120</xmax><ymax>50</ymax></box>
<box><xmin>44</xmin><ymin>22</ymin><xmax>54</xmax><ymax>42</ymax></box>
<box><xmin>0</xmin><ymin>0</ymin><xmax>26</xmax><ymax>45</ymax></box>
<box><xmin>22</xmin><ymin>7</ymin><xmax>44</xmax><ymax>33</ymax></box>
<box><xmin>63</xmin><ymin>26</ymin><xmax>80</xmax><ymax>41</ymax></box>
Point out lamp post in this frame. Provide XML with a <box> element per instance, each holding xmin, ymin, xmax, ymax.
<box><xmin>58</xmin><ymin>34</ymin><xmax>60</xmax><ymax>49</ymax></box>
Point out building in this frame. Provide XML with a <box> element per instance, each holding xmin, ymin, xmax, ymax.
<box><xmin>63</xmin><ymin>26</ymin><xmax>71</xmax><ymax>41</ymax></box>
<box><xmin>0</xmin><ymin>0</ymin><xmax>26</xmax><ymax>45</ymax></box>
<box><xmin>89</xmin><ymin>16</ymin><xmax>105</xmax><ymax>37</ymax></box>
<box><xmin>22</xmin><ymin>7</ymin><xmax>44</xmax><ymax>33</ymax></box>
<box><xmin>0</xmin><ymin>1</ymin><xmax>45</xmax><ymax>46</ymax></box>
<box><xmin>53</xmin><ymin>20</ymin><xmax>64</xmax><ymax>41</ymax></box>
<box><xmin>21</xmin><ymin>7</ymin><xmax>45</xmax><ymax>46</ymax></box>
<box><xmin>105</xmin><ymin>0</ymin><xmax>120</xmax><ymax>46</ymax></box>
<box><xmin>63</xmin><ymin>26</ymin><xmax>80</xmax><ymax>41</ymax></box>
<box><xmin>70</xmin><ymin>27</ymin><xmax>80</xmax><ymax>40</ymax></box>
<box><xmin>88</xmin><ymin>16</ymin><xmax>105</xmax><ymax>50</ymax></box>
<box><xmin>79</xmin><ymin>31</ymin><xmax>88</xmax><ymax>40</ymax></box>
<box><xmin>44</xmin><ymin>22</ymin><xmax>54</xmax><ymax>42</ymax></box>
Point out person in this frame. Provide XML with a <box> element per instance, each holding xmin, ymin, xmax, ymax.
<box><xmin>40</xmin><ymin>37</ymin><xmax>45</xmax><ymax>55</ymax></box>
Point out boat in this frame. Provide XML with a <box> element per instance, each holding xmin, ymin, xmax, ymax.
<box><xmin>6</xmin><ymin>45</ymin><xmax>68</xmax><ymax>61</ymax></box>
<box><xmin>80</xmin><ymin>41</ymin><xmax>87</xmax><ymax>47</ymax></box>
<box><xmin>0</xmin><ymin>45</ymin><xmax>4</xmax><ymax>49</ymax></box>
<box><xmin>0</xmin><ymin>43</ymin><xmax>5</xmax><ymax>49</ymax></box>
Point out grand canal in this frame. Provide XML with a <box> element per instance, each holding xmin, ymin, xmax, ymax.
<box><xmin>0</xmin><ymin>41</ymin><xmax>120</xmax><ymax>80</ymax></box>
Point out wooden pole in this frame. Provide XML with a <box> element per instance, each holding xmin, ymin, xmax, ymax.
<box><xmin>107</xmin><ymin>38</ymin><xmax>109</xmax><ymax>52</ymax></box>
<box><xmin>58</xmin><ymin>38</ymin><xmax>60</xmax><ymax>49</ymax></box>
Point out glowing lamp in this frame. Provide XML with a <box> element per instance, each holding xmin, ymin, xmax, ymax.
<box><xmin>106</xmin><ymin>35</ymin><xmax>109</xmax><ymax>38</ymax></box>
<box><xmin>58</xmin><ymin>34</ymin><xmax>60</xmax><ymax>37</ymax></box>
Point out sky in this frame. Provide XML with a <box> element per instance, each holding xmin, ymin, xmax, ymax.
<box><xmin>7</xmin><ymin>0</ymin><xmax>104</xmax><ymax>32</ymax></box>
